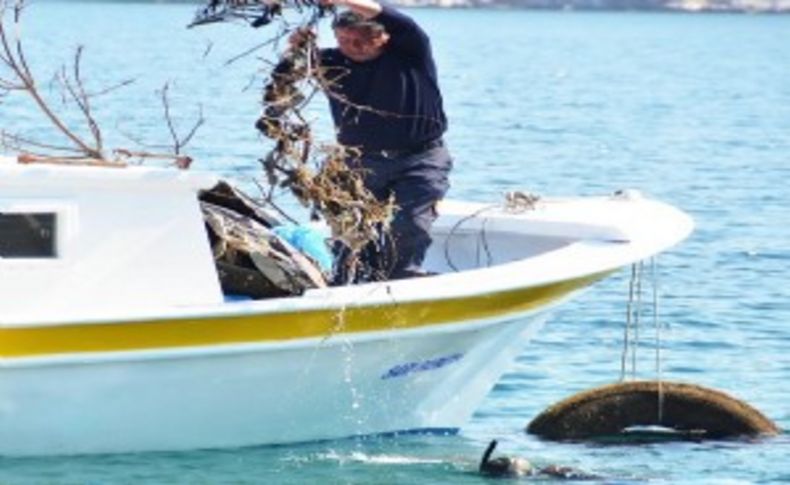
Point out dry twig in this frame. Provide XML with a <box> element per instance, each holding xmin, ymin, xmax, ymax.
<box><xmin>251</xmin><ymin>22</ymin><xmax>396</xmax><ymax>282</ymax></box>
<box><xmin>0</xmin><ymin>0</ymin><xmax>203</xmax><ymax>168</ymax></box>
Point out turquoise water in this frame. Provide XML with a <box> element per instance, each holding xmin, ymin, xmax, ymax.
<box><xmin>2</xmin><ymin>2</ymin><xmax>790</xmax><ymax>482</ymax></box>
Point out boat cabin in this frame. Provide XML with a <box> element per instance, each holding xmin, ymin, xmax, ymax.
<box><xmin>0</xmin><ymin>157</ymin><xmax>223</xmax><ymax>322</ymax></box>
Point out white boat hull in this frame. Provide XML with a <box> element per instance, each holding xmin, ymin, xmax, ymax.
<box><xmin>0</xmin><ymin>160</ymin><xmax>694</xmax><ymax>455</ymax></box>
<box><xmin>0</xmin><ymin>309</ymin><xmax>553</xmax><ymax>456</ymax></box>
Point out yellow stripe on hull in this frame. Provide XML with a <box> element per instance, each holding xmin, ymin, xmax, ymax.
<box><xmin>0</xmin><ymin>273</ymin><xmax>608</xmax><ymax>358</ymax></box>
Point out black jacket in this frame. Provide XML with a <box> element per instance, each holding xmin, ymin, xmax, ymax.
<box><xmin>321</xmin><ymin>6</ymin><xmax>447</xmax><ymax>152</ymax></box>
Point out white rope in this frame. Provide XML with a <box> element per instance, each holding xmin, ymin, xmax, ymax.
<box><xmin>652</xmin><ymin>256</ymin><xmax>665</xmax><ymax>424</ymax></box>
<box><xmin>620</xmin><ymin>257</ymin><xmax>667</xmax><ymax>424</ymax></box>
<box><xmin>621</xmin><ymin>263</ymin><xmax>638</xmax><ymax>381</ymax></box>
<box><xmin>632</xmin><ymin>261</ymin><xmax>644</xmax><ymax>377</ymax></box>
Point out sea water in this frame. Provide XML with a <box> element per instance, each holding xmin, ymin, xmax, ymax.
<box><xmin>1</xmin><ymin>2</ymin><xmax>789</xmax><ymax>482</ymax></box>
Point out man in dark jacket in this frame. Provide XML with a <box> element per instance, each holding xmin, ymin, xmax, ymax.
<box><xmin>319</xmin><ymin>0</ymin><xmax>452</xmax><ymax>283</ymax></box>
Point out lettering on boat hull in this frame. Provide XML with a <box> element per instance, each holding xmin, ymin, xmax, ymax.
<box><xmin>381</xmin><ymin>353</ymin><xmax>464</xmax><ymax>380</ymax></box>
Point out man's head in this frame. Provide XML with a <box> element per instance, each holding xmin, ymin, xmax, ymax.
<box><xmin>332</xmin><ymin>11</ymin><xmax>390</xmax><ymax>63</ymax></box>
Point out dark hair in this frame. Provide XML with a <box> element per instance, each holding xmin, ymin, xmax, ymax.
<box><xmin>331</xmin><ymin>11</ymin><xmax>386</xmax><ymax>36</ymax></box>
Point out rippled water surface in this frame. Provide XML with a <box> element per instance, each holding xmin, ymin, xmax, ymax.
<box><xmin>1</xmin><ymin>2</ymin><xmax>789</xmax><ymax>483</ymax></box>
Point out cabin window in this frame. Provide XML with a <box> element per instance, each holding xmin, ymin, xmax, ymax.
<box><xmin>0</xmin><ymin>212</ymin><xmax>57</xmax><ymax>258</ymax></box>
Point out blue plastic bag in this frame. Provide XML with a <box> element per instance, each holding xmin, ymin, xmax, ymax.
<box><xmin>273</xmin><ymin>224</ymin><xmax>333</xmax><ymax>273</ymax></box>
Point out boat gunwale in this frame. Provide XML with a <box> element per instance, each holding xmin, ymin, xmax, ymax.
<box><xmin>0</xmin><ymin>246</ymin><xmax>613</xmax><ymax>329</ymax></box>
<box><xmin>0</xmin><ymin>270</ymin><xmax>612</xmax><ymax>359</ymax></box>
<box><xmin>0</xmin><ymin>228</ymin><xmax>676</xmax><ymax>330</ymax></box>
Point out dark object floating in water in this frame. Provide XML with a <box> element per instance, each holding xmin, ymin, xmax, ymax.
<box><xmin>527</xmin><ymin>380</ymin><xmax>780</xmax><ymax>441</ymax></box>
<box><xmin>479</xmin><ymin>439</ymin><xmax>533</xmax><ymax>478</ymax></box>
<box><xmin>479</xmin><ymin>440</ymin><xmax>599</xmax><ymax>479</ymax></box>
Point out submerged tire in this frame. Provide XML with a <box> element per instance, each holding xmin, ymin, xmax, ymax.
<box><xmin>527</xmin><ymin>381</ymin><xmax>780</xmax><ymax>440</ymax></box>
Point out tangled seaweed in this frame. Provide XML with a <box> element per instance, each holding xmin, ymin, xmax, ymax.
<box><xmin>232</xmin><ymin>4</ymin><xmax>396</xmax><ymax>283</ymax></box>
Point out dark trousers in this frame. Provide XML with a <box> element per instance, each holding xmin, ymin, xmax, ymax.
<box><xmin>333</xmin><ymin>143</ymin><xmax>452</xmax><ymax>284</ymax></box>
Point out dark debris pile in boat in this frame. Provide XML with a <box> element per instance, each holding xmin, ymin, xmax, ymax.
<box><xmin>200</xmin><ymin>181</ymin><xmax>327</xmax><ymax>298</ymax></box>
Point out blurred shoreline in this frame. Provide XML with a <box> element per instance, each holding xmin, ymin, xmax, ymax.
<box><xmin>65</xmin><ymin>0</ymin><xmax>790</xmax><ymax>13</ymax></box>
<box><xmin>395</xmin><ymin>0</ymin><xmax>790</xmax><ymax>13</ymax></box>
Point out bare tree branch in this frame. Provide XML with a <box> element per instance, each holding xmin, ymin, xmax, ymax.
<box><xmin>56</xmin><ymin>45</ymin><xmax>104</xmax><ymax>153</ymax></box>
<box><xmin>87</xmin><ymin>78</ymin><xmax>135</xmax><ymax>98</ymax></box>
<box><xmin>179</xmin><ymin>104</ymin><xmax>205</xmax><ymax>149</ymax></box>
<box><xmin>1</xmin><ymin>1</ymin><xmax>103</xmax><ymax>159</ymax></box>
<box><xmin>113</xmin><ymin>148</ymin><xmax>192</xmax><ymax>169</ymax></box>
<box><xmin>17</xmin><ymin>152</ymin><xmax>126</xmax><ymax>167</ymax></box>
<box><xmin>1</xmin><ymin>0</ymin><xmax>202</xmax><ymax>169</ymax></box>
<box><xmin>223</xmin><ymin>36</ymin><xmax>280</xmax><ymax>67</ymax></box>
<box><xmin>158</xmin><ymin>81</ymin><xmax>206</xmax><ymax>158</ymax></box>
<box><xmin>1</xmin><ymin>130</ymin><xmax>83</xmax><ymax>154</ymax></box>
<box><xmin>160</xmin><ymin>82</ymin><xmax>179</xmax><ymax>152</ymax></box>
<box><xmin>202</xmin><ymin>40</ymin><xmax>213</xmax><ymax>59</ymax></box>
